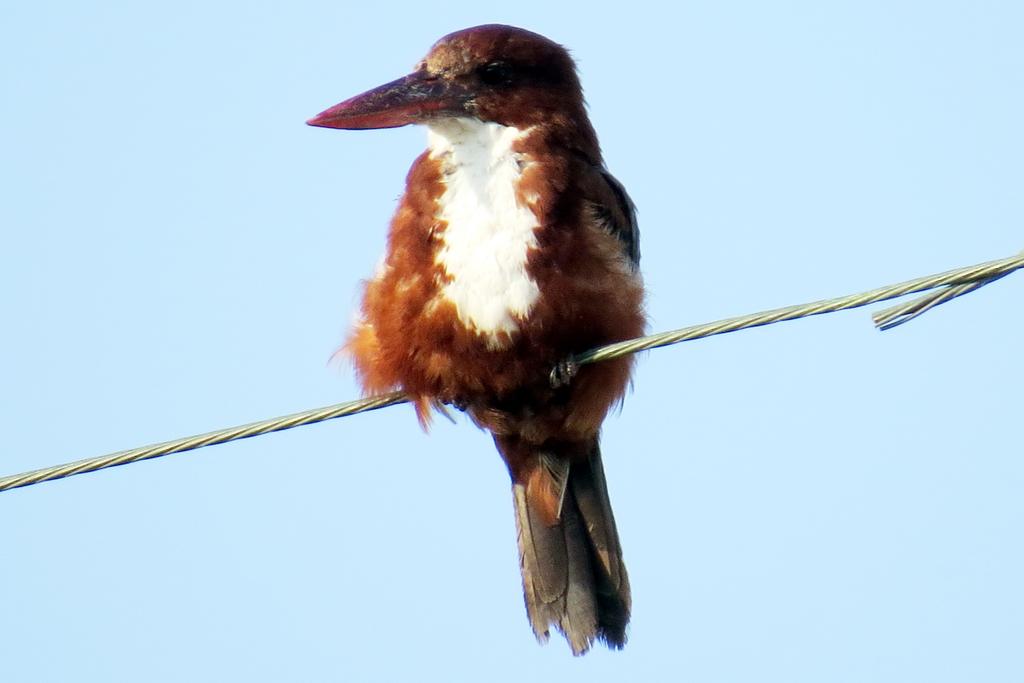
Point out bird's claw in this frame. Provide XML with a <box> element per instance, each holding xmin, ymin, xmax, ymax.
<box><xmin>447</xmin><ymin>397</ymin><xmax>469</xmax><ymax>412</ymax></box>
<box><xmin>549</xmin><ymin>358</ymin><xmax>579</xmax><ymax>388</ymax></box>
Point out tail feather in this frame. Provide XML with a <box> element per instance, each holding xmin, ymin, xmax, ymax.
<box><xmin>571</xmin><ymin>448</ymin><xmax>630</xmax><ymax>632</ymax></box>
<box><xmin>510</xmin><ymin>442</ymin><xmax>629</xmax><ymax>655</ymax></box>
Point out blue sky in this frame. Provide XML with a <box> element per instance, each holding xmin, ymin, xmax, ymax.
<box><xmin>3</xmin><ymin>2</ymin><xmax>1022</xmax><ymax>681</ymax></box>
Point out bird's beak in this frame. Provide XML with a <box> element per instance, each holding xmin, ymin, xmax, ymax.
<box><xmin>306</xmin><ymin>71</ymin><xmax>471</xmax><ymax>130</ymax></box>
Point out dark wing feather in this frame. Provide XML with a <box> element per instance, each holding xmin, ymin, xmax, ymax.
<box><xmin>581</xmin><ymin>165</ymin><xmax>640</xmax><ymax>270</ymax></box>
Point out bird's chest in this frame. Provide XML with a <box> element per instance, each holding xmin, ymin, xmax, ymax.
<box><xmin>427</xmin><ymin>120</ymin><xmax>541</xmax><ymax>347</ymax></box>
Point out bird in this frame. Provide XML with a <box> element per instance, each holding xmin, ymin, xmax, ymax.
<box><xmin>307</xmin><ymin>24</ymin><xmax>645</xmax><ymax>655</ymax></box>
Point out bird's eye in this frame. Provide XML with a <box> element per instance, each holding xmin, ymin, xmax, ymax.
<box><xmin>478</xmin><ymin>61</ymin><xmax>514</xmax><ymax>86</ymax></box>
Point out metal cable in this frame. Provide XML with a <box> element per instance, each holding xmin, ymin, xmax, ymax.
<box><xmin>574</xmin><ymin>250</ymin><xmax>1024</xmax><ymax>365</ymax></box>
<box><xmin>2</xmin><ymin>249</ymin><xmax>1021</xmax><ymax>494</ymax></box>
<box><xmin>872</xmin><ymin>271</ymin><xmax>1015</xmax><ymax>330</ymax></box>
<box><xmin>0</xmin><ymin>393</ymin><xmax>406</xmax><ymax>492</ymax></box>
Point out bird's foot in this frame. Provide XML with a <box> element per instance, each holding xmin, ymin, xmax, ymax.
<box><xmin>445</xmin><ymin>396</ymin><xmax>469</xmax><ymax>412</ymax></box>
<box><xmin>549</xmin><ymin>357</ymin><xmax>579</xmax><ymax>389</ymax></box>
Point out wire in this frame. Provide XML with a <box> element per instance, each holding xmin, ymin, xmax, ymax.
<box><xmin>872</xmin><ymin>271</ymin><xmax>1015</xmax><ymax>330</ymax></box>
<box><xmin>2</xmin><ymin>248</ymin><xmax>1021</xmax><ymax>494</ymax></box>
<box><xmin>575</xmin><ymin>249</ymin><xmax>1023</xmax><ymax>365</ymax></box>
<box><xmin>0</xmin><ymin>393</ymin><xmax>407</xmax><ymax>493</ymax></box>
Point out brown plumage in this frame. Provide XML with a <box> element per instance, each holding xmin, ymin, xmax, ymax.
<box><xmin>309</xmin><ymin>24</ymin><xmax>645</xmax><ymax>654</ymax></box>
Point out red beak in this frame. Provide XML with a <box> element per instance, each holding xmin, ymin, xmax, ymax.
<box><xmin>306</xmin><ymin>71</ymin><xmax>471</xmax><ymax>130</ymax></box>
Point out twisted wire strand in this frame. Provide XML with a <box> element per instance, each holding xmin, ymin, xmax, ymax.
<box><xmin>574</xmin><ymin>250</ymin><xmax>1024</xmax><ymax>365</ymax></box>
<box><xmin>0</xmin><ymin>393</ymin><xmax>406</xmax><ymax>492</ymax></box>
<box><xmin>872</xmin><ymin>271</ymin><xmax>1015</xmax><ymax>330</ymax></box>
<box><xmin>2</xmin><ymin>249</ymin><xmax>1021</xmax><ymax>494</ymax></box>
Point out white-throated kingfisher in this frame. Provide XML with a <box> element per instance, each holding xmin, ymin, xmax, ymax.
<box><xmin>308</xmin><ymin>24</ymin><xmax>645</xmax><ymax>655</ymax></box>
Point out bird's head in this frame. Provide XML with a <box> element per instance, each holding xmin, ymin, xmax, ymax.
<box><xmin>307</xmin><ymin>25</ymin><xmax>588</xmax><ymax>133</ymax></box>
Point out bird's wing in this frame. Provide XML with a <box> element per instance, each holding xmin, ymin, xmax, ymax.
<box><xmin>580</xmin><ymin>166</ymin><xmax>640</xmax><ymax>270</ymax></box>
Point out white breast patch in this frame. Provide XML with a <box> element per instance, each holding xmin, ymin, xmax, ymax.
<box><xmin>427</xmin><ymin>119</ymin><xmax>540</xmax><ymax>347</ymax></box>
